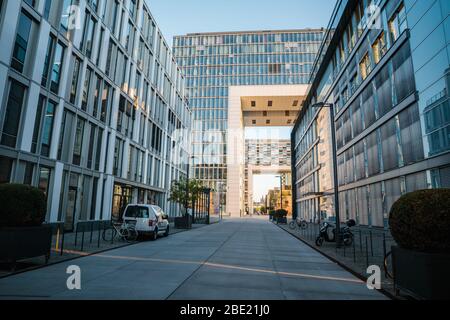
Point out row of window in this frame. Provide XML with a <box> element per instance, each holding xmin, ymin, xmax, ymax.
<box><xmin>174</xmin><ymin>32</ymin><xmax>324</xmax><ymax>47</ymax></box>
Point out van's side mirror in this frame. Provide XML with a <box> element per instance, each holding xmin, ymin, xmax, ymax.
<box><xmin>162</xmin><ymin>214</ymin><xmax>169</xmax><ymax>220</ymax></box>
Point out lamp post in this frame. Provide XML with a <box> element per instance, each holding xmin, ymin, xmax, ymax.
<box><xmin>311</xmin><ymin>102</ymin><xmax>341</xmax><ymax>248</ymax></box>
<box><xmin>275</xmin><ymin>175</ymin><xmax>283</xmax><ymax>211</ymax></box>
<box><xmin>185</xmin><ymin>155</ymin><xmax>195</xmax><ymax>218</ymax></box>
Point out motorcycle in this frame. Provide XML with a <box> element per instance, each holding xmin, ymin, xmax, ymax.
<box><xmin>289</xmin><ymin>217</ymin><xmax>308</xmax><ymax>230</ymax></box>
<box><xmin>315</xmin><ymin>219</ymin><xmax>356</xmax><ymax>247</ymax></box>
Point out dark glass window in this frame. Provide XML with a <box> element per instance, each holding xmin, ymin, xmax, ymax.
<box><xmin>0</xmin><ymin>156</ymin><xmax>13</xmax><ymax>184</ymax></box>
<box><xmin>50</xmin><ymin>42</ymin><xmax>65</xmax><ymax>93</ymax></box>
<box><xmin>392</xmin><ymin>43</ymin><xmax>415</xmax><ymax>103</ymax></box>
<box><xmin>40</xmin><ymin>100</ymin><xmax>56</xmax><ymax>157</ymax></box>
<box><xmin>1</xmin><ymin>80</ymin><xmax>26</xmax><ymax>147</ymax></box>
<box><xmin>72</xmin><ymin>117</ymin><xmax>85</xmax><ymax>166</ymax></box>
<box><xmin>69</xmin><ymin>55</ymin><xmax>81</xmax><ymax>104</ymax></box>
<box><xmin>399</xmin><ymin>104</ymin><xmax>424</xmax><ymax>164</ymax></box>
<box><xmin>381</xmin><ymin>118</ymin><xmax>400</xmax><ymax>172</ymax></box>
<box><xmin>11</xmin><ymin>11</ymin><xmax>32</xmax><ymax>73</ymax></box>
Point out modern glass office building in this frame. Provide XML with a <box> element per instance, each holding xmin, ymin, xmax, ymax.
<box><xmin>0</xmin><ymin>0</ymin><xmax>190</xmax><ymax>229</ymax></box>
<box><xmin>292</xmin><ymin>0</ymin><xmax>450</xmax><ymax>227</ymax></box>
<box><xmin>173</xmin><ymin>29</ymin><xmax>325</xmax><ymax>214</ymax></box>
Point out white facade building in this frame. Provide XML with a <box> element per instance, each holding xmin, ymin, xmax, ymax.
<box><xmin>0</xmin><ymin>0</ymin><xmax>190</xmax><ymax>230</ymax></box>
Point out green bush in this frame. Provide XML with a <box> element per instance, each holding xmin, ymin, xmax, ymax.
<box><xmin>389</xmin><ymin>189</ymin><xmax>450</xmax><ymax>253</ymax></box>
<box><xmin>0</xmin><ymin>184</ymin><xmax>47</xmax><ymax>228</ymax></box>
<box><xmin>274</xmin><ymin>209</ymin><xmax>288</xmax><ymax>219</ymax></box>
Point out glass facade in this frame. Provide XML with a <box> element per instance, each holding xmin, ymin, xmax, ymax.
<box><xmin>292</xmin><ymin>0</ymin><xmax>450</xmax><ymax>227</ymax></box>
<box><xmin>0</xmin><ymin>0</ymin><xmax>190</xmax><ymax>226</ymax></box>
<box><xmin>173</xmin><ymin>30</ymin><xmax>325</xmax><ymax>214</ymax></box>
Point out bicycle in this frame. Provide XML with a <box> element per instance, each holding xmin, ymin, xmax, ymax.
<box><xmin>102</xmin><ymin>220</ymin><xmax>138</xmax><ymax>243</ymax></box>
<box><xmin>289</xmin><ymin>218</ymin><xmax>308</xmax><ymax>230</ymax></box>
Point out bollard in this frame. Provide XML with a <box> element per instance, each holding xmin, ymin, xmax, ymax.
<box><xmin>383</xmin><ymin>233</ymin><xmax>387</xmax><ymax>278</ymax></box>
<box><xmin>90</xmin><ymin>222</ymin><xmax>94</xmax><ymax>244</ymax></box>
<box><xmin>55</xmin><ymin>226</ymin><xmax>60</xmax><ymax>251</ymax></box>
<box><xmin>111</xmin><ymin>223</ymin><xmax>114</xmax><ymax>245</ymax></box>
<box><xmin>74</xmin><ymin>224</ymin><xmax>78</xmax><ymax>246</ymax></box>
<box><xmin>98</xmin><ymin>221</ymin><xmax>102</xmax><ymax>248</ymax></box>
<box><xmin>81</xmin><ymin>225</ymin><xmax>85</xmax><ymax>252</ymax></box>
<box><xmin>60</xmin><ymin>227</ymin><xmax>65</xmax><ymax>256</ymax></box>
<box><xmin>365</xmin><ymin>236</ymin><xmax>369</xmax><ymax>268</ymax></box>
<box><xmin>370</xmin><ymin>231</ymin><xmax>374</xmax><ymax>257</ymax></box>
<box><xmin>359</xmin><ymin>230</ymin><xmax>363</xmax><ymax>253</ymax></box>
<box><xmin>353</xmin><ymin>235</ymin><xmax>356</xmax><ymax>263</ymax></box>
<box><xmin>343</xmin><ymin>242</ymin><xmax>346</xmax><ymax>257</ymax></box>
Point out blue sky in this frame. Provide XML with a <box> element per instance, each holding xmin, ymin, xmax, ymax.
<box><xmin>148</xmin><ymin>0</ymin><xmax>336</xmax><ymax>47</ymax></box>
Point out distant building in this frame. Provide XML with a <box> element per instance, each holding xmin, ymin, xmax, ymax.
<box><xmin>173</xmin><ymin>29</ymin><xmax>325</xmax><ymax>215</ymax></box>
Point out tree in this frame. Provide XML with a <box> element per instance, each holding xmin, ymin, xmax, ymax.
<box><xmin>168</xmin><ymin>178</ymin><xmax>204</xmax><ymax>216</ymax></box>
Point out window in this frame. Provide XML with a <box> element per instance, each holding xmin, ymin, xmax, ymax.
<box><xmin>60</xmin><ymin>0</ymin><xmax>74</xmax><ymax>33</ymax></box>
<box><xmin>40</xmin><ymin>100</ymin><xmax>56</xmax><ymax>157</ymax></box>
<box><xmin>268</xmin><ymin>101</ymin><xmax>273</xmax><ymax>107</ymax></box>
<box><xmin>359</xmin><ymin>53</ymin><xmax>372</xmax><ymax>80</ymax></box>
<box><xmin>1</xmin><ymin>80</ymin><xmax>26</xmax><ymax>147</ymax></box>
<box><xmin>31</xmin><ymin>96</ymin><xmax>56</xmax><ymax>157</ymax></box>
<box><xmin>38</xmin><ymin>167</ymin><xmax>51</xmax><ymax>203</ymax></box>
<box><xmin>251</xmin><ymin>101</ymin><xmax>256</xmax><ymax>107</ymax></box>
<box><xmin>50</xmin><ymin>42</ymin><xmax>65</xmax><ymax>93</ymax></box>
<box><xmin>372</xmin><ymin>32</ymin><xmax>387</xmax><ymax>64</ymax></box>
<box><xmin>388</xmin><ymin>3</ymin><xmax>407</xmax><ymax>43</ymax></box>
<box><xmin>42</xmin><ymin>36</ymin><xmax>55</xmax><ymax>86</ymax></box>
<box><xmin>11</xmin><ymin>11</ymin><xmax>32</xmax><ymax>73</ymax></box>
<box><xmin>81</xmin><ymin>11</ymin><xmax>96</xmax><ymax>58</ymax></box>
<box><xmin>72</xmin><ymin>117</ymin><xmax>85</xmax><ymax>166</ymax></box>
<box><xmin>82</xmin><ymin>67</ymin><xmax>92</xmax><ymax>111</ymax></box>
<box><xmin>0</xmin><ymin>156</ymin><xmax>13</xmax><ymax>184</ymax></box>
<box><xmin>69</xmin><ymin>55</ymin><xmax>81</xmax><ymax>104</ymax></box>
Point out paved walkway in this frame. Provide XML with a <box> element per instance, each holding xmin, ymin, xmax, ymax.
<box><xmin>0</xmin><ymin>217</ymin><xmax>387</xmax><ymax>300</ymax></box>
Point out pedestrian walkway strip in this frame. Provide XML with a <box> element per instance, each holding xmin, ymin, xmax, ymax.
<box><xmin>94</xmin><ymin>253</ymin><xmax>364</xmax><ymax>284</ymax></box>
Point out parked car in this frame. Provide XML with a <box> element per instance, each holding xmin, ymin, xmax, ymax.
<box><xmin>122</xmin><ymin>204</ymin><xmax>170</xmax><ymax>240</ymax></box>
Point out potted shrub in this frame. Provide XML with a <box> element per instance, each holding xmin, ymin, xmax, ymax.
<box><xmin>169</xmin><ymin>178</ymin><xmax>203</xmax><ymax>229</ymax></box>
<box><xmin>0</xmin><ymin>184</ymin><xmax>52</xmax><ymax>269</ymax></box>
<box><xmin>274</xmin><ymin>209</ymin><xmax>288</xmax><ymax>224</ymax></box>
<box><xmin>269</xmin><ymin>210</ymin><xmax>275</xmax><ymax>221</ymax></box>
<box><xmin>389</xmin><ymin>189</ymin><xmax>450</xmax><ymax>300</ymax></box>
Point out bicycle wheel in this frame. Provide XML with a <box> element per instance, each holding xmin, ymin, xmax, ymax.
<box><xmin>288</xmin><ymin>220</ymin><xmax>296</xmax><ymax>229</ymax></box>
<box><xmin>102</xmin><ymin>227</ymin><xmax>117</xmax><ymax>242</ymax></box>
<box><xmin>124</xmin><ymin>227</ymin><xmax>138</xmax><ymax>242</ymax></box>
<box><xmin>300</xmin><ymin>221</ymin><xmax>308</xmax><ymax>230</ymax></box>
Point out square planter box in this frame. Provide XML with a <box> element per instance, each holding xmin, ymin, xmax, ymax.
<box><xmin>174</xmin><ymin>215</ymin><xmax>192</xmax><ymax>229</ymax></box>
<box><xmin>392</xmin><ymin>246</ymin><xmax>450</xmax><ymax>300</ymax></box>
<box><xmin>0</xmin><ymin>225</ymin><xmax>52</xmax><ymax>268</ymax></box>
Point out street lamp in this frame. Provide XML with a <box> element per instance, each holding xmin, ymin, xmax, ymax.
<box><xmin>311</xmin><ymin>102</ymin><xmax>341</xmax><ymax>248</ymax></box>
<box><xmin>275</xmin><ymin>175</ymin><xmax>284</xmax><ymax>211</ymax></box>
<box><xmin>185</xmin><ymin>155</ymin><xmax>195</xmax><ymax>218</ymax></box>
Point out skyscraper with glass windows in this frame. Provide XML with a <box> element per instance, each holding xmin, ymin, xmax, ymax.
<box><xmin>292</xmin><ymin>0</ymin><xmax>450</xmax><ymax>227</ymax></box>
<box><xmin>173</xmin><ymin>29</ymin><xmax>325</xmax><ymax>214</ymax></box>
<box><xmin>0</xmin><ymin>0</ymin><xmax>190</xmax><ymax>230</ymax></box>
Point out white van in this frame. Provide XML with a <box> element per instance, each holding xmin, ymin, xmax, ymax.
<box><xmin>122</xmin><ymin>204</ymin><xmax>170</xmax><ymax>240</ymax></box>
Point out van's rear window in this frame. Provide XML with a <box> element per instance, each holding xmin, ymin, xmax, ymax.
<box><xmin>124</xmin><ymin>206</ymin><xmax>149</xmax><ymax>218</ymax></box>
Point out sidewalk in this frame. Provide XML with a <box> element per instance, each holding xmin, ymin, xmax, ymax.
<box><xmin>276</xmin><ymin>221</ymin><xmax>398</xmax><ymax>299</ymax></box>
<box><xmin>0</xmin><ymin>221</ymin><xmax>218</xmax><ymax>278</ymax></box>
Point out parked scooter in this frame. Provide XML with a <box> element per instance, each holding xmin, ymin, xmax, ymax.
<box><xmin>315</xmin><ymin>219</ymin><xmax>356</xmax><ymax>247</ymax></box>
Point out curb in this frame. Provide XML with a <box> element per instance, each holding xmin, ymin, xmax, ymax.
<box><xmin>274</xmin><ymin>222</ymin><xmax>398</xmax><ymax>300</ymax></box>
